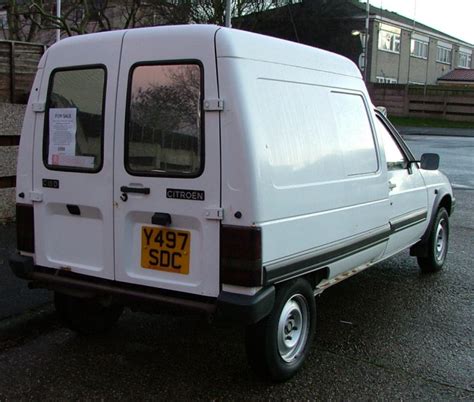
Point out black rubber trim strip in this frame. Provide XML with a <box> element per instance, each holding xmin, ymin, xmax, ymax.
<box><xmin>389</xmin><ymin>209</ymin><xmax>427</xmax><ymax>233</ymax></box>
<box><xmin>9</xmin><ymin>256</ymin><xmax>275</xmax><ymax>324</ymax></box>
<box><xmin>9</xmin><ymin>256</ymin><xmax>216</xmax><ymax>314</ymax></box>
<box><xmin>264</xmin><ymin>224</ymin><xmax>391</xmax><ymax>285</ymax></box>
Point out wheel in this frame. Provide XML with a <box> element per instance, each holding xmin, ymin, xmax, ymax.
<box><xmin>245</xmin><ymin>278</ymin><xmax>316</xmax><ymax>382</ymax></box>
<box><xmin>54</xmin><ymin>292</ymin><xmax>124</xmax><ymax>335</ymax></box>
<box><xmin>417</xmin><ymin>207</ymin><xmax>450</xmax><ymax>273</ymax></box>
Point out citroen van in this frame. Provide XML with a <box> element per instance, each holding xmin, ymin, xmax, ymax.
<box><xmin>10</xmin><ymin>25</ymin><xmax>454</xmax><ymax>381</ymax></box>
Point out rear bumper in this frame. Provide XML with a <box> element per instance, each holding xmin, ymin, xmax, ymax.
<box><xmin>9</xmin><ymin>254</ymin><xmax>274</xmax><ymax>325</ymax></box>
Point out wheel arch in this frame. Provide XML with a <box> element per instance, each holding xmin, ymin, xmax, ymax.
<box><xmin>410</xmin><ymin>189</ymin><xmax>452</xmax><ymax>258</ymax></box>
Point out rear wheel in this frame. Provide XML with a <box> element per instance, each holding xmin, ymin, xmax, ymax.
<box><xmin>245</xmin><ymin>278</ymin><xmax>316</xmax><ymax>382</ymax></box>
<box><xmin>417</xmin><ymin>207</ymin><xmax>449</xmax><ymax>273</ymax></box>
<box><xmin>54</xmin><ymin>292</ymin><xmax>123</xmax><ymax>335</ymax></box>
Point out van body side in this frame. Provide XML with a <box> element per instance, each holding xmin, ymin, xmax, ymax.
<box><xmin>10</xmin><ymin>25</ymin><xmax>454</xmax><ymax>382</ymax></box>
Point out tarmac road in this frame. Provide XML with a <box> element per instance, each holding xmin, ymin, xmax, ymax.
<box><xmin>403</xmin><ymin>134</ymin><xmax>474</xmax><ymax>190</ymax></box>
<box><xmin>0</xmin><ymin>135</ymin><xmax>472</xmax><ymax>399</ymax></box>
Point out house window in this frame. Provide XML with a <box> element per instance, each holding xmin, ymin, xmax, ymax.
<box><xmin>458</xmin><ymin>52</ymin><xmax>472</xmax><ymax>68</ymax></box>
<box><xmin>411</xmin><ymin>39</ymin><xmax>428</xmax><ymax>59</ymax></box>
<box><xmin>437</xmin><ymin>46</ymin><xmax>452</xmax><ymax>64</ymax></box>
<box><xmin>74</xmin><ymin>7</ymin><xmax>85</xmax><ymax>22</ymax></box>
<box><xmin>0</xmin><ymin>11</ymin><xmax>7</xmax><ymax>29</ymax></box>
<box><xmin>376</xmin><ymin>76</ymin><xmax>398</xmax><ymax>84</ymax></box>
<box><xmin>378</xmin><ymin>24</ymin><xmax>401</xmax><ymax>53</ymax></box>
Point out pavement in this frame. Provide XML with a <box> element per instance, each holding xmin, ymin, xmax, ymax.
<box><xmin>397</xmin><ymin>126</ymin><xmax>474</xmax><ymax>137</ymax></box>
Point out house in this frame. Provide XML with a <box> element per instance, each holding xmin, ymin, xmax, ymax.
<box><xmin>437</xmin><ymin>69</ymin><xmax>474</xmax><ymax>87</ymax></box>
<box><xmin>237</xmin><ymin>0</ymin><xmax>474</xmax><ymax>85</ymax></box>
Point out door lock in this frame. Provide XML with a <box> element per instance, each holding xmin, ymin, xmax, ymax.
<box><xmin>152</xmin><ymin>212</ymin><xmax>172</xmax><ymax>226</ymax></box>
<box><xmin>120</xmin><ymin>193</ymin><xmax>128</xmax><ymax>202</ymax></box>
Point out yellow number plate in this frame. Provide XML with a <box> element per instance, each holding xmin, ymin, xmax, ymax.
<box><xmin>141</xmin><ymin>226</ymin><xmax>190</xmax><ymax>275</ymax></box>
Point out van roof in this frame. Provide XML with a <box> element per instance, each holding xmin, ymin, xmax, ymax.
<box><xmin>48</xmin><ymin>25</ymin><xmax>361</xmax><ymax>79</ymax></box>
<box><xmin>215</xmin><ymin>27</ymin><xmax>362</xmax><ymax>79</ymax></box>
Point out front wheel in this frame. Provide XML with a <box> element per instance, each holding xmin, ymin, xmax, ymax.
<box><xmin>417</xmin><ymin>207</ymin><xmax>450</xmax><ymax>273</ymax></box>
<box><xmin>245</xmin><ymin>278</ymin><xmax>316</xmax><ymax>382</ymax></box>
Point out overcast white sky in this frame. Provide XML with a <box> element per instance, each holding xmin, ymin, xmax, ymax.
<box><xmin>366</xmin><ymin>0</ymin><xmax>474</xmax><ymax>44</ymax></box>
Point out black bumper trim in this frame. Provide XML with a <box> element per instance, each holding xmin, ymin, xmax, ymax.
<box><xmin>216</xmin><ymin>286</ymin><xmax>275</xmax><ymax>325</ymax></box>
<box><xmin>9</xmin><ymin>255</ymin><xmax>274</xmax><ymax>324</ymax></box>
<box><xmin>9</xmin><ymin>254</ymin><xmax>34</xmax><ymax>279</ymax></box>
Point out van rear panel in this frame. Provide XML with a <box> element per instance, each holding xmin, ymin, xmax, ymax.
<box><xmin>29</xmin><ymin>26</ymin><xmax>222</xmax><ymax>297</ymax></box>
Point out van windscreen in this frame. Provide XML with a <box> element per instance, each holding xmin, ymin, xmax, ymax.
<box><xmin>125</xmin><ymin>63</ymin><xmax>203</xmax><ymax>177</ymax></box>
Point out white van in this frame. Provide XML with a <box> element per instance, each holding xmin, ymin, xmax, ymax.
<box><xmin>10</xmin><ymin>25</ymin><xmax>454</xmax><ymax>381</ymax></box>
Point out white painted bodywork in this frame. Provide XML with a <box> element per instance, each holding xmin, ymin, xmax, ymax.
<box><xmin>17</xmin><ymin>25</ymin><xmax>453</xmax><ymax>298</ymax></box>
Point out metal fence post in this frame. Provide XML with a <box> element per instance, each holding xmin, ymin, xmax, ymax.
<box><xmin>10</xmin><ymin>41</ymin><xmax>16</xmax><ymax>104</ymax></box>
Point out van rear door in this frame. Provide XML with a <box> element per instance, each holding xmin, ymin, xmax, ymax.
<box><xmin>113</xmin><ymin>27</ymin><xmax>221</xmax><ymax>297</ymax></box>
<box><xmin>32</xmin><ymin>33</ymin><xmax>124</xmax><ymax>280</ymax></box>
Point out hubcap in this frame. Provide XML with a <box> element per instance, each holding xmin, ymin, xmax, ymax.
<box><xmin>277</xmin><ymin>294</ymin><xmax>309</xmax><ymax>363</ymax></box>
<box><xmin>435</xmin><ymin>218</ymin><xmax>447</xmax><ymax>262</ymax></box>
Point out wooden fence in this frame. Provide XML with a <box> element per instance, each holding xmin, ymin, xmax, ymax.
<box><xmin>0</xmin><ymin>40</ymin><xmax>44</xmax><ymax>220</ymax></box>
<box><xmin>0</xmin><ymin>40</ymin><xmax>45</xmax><ymax>104</ymax></box>
<box><xmin>368</xmin><ymin>84</ymin><xmax>474</xmax><ymax>122</ymax></box>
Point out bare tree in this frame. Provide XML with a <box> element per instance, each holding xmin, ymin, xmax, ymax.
<box><xmin>0</xmin><ymin>0</ymin><xmax>293</xmax><ymax>43</ymax></box>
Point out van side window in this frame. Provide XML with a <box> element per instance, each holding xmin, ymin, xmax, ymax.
<box><xmin>44</xmin><ymin>67</ymin><xmax>106</xmax><ymax>171</ymax></box>
<box><xmin>374</xmin><ymin>115</ymin><xmax>407</xmax><ymax>170</ymax></box>
<box><xmin>126</xmin><ymin>63</ymin><xmax>203</xmax><ymax>177</ymax></box>
<box><xmin>330</xmin><ymin>92</ymin><xmax>378</xmax><ymax>176</ymax></box>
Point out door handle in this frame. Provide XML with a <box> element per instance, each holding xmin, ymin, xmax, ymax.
<box><xmin>66</xmin><ymin>204</ymin><xmax>81</xmax><ymax>216</ymax></box>
<box><xmin>120</xmin><ymin>186</ymin><xmax>150</xmax><ymax>195</ymax></box>
<box><xmin>388</xmin><ymin>181</ymin><xmax>397</xmax><ymax>191</ymax></box>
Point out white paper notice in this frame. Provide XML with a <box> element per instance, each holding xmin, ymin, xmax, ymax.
<box><xmin>48</xmin><ymin>108</ymin><xmax>77</xmax><ymax>165</ymax></box>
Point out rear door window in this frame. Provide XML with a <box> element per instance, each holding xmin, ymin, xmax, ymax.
<box><xmin>44</xmin><ymin>66</ymin><xmax>106</xmax><ymax>172</ymax></box>
<box><xmin>125</xmin><ymin>63</ymin><xmax>203</xmax><ymax>177</ymax></box>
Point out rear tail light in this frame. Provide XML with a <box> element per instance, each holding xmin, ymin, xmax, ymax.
<box><xmin>220</xmin><ymin>225</ymin><xmax>262</xmax><ymax>287</ymax></box>
<box><xmin>16</xmin><ymin>204</ymin><xmax>35</xmax><ymax>253</ymax></box>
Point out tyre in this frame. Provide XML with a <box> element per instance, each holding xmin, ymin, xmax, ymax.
<box><xmin>245</xmin><ymin>278</ymin><xmax>316</xmax><ymax>382</ymax></box>
<box><xmin>54</xmin><ymin>292</ymin><xmax>124</xmax><ymax>335</ymax></box>
<box><xmin>417</xmin><ymin>207</ymin><xmax>449</xmax><ymax>273</ymax></box>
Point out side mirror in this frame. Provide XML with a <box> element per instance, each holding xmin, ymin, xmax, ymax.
<box><xmin>419</xmin><ymin>153</ymin><xmax>440</xmax><ymax>170</ymax></box>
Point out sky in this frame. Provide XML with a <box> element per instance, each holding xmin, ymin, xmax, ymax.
<box><xmin>366</xmin><ymin>0</ymin><xmax>474</xmax><ymax>45</ymax></box>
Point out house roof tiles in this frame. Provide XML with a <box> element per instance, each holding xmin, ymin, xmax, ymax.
<box><xmin>438</xmin><ymin>69</ymin><xmax>474</xmax><ymax>82</ymax></box>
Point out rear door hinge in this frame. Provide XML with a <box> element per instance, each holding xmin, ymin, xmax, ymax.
<box><xmin>203</xmin><ymin>99</ymin><xmax>224</xmax><ymax>111</ymax></box>
<box><xmin>32</xmin><ymin>102</ymin><xmax>45</xmax><ymax>113</ymax></box>
<box><xmin>29</xmin><ymin>191</ymin><xmax>43</xmax><ymax>202</ymax></box>
<box><xmin>205</xmin><ymin>207</ymin><xmax>224</xmax><ymax>220</ymax></box>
